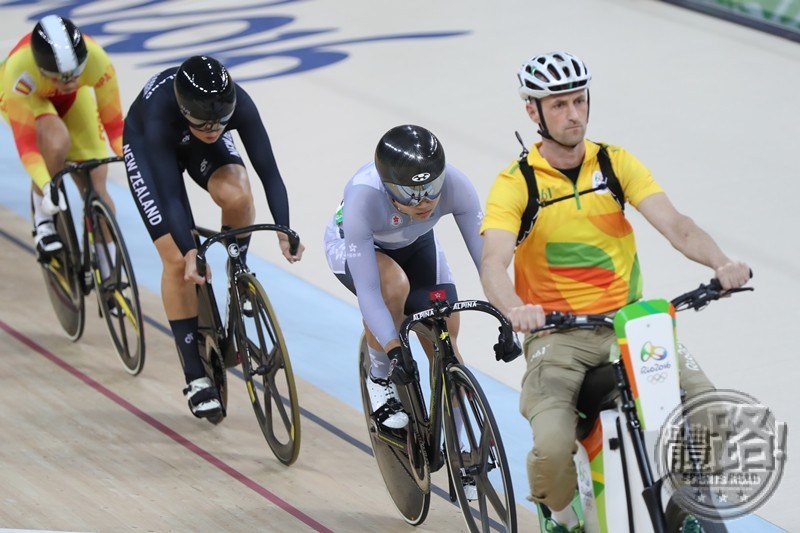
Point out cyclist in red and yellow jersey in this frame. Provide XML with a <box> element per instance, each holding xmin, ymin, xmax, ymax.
<box><xmin>479</xmin><ymin>51</ymin><xmax>752</xmax><ymax>533</ymax></box>
<box><xmin>0</xmin><ymin>15</ymin><xmax>124</xmax><ymax>255</ymax></box>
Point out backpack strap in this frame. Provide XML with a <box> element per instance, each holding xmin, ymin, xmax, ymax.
<box><xmin>594</xmin><ymin>142</ymin><xmax>625</xmax><ymax>211</ymax></box>
<box><xmin>516</xmin><ymin>155</ymin><xmax>540</xmax><ymax>245</ymax></box>
<box><xmin>515</xmin><ymin>142</ymin><xmax>625</xmax><ymax>246</ymax></box>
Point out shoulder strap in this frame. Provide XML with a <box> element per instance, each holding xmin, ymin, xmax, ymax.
<box><xmin>515</xmin><ymin>142</ymin><xmax>625</xmax><ymax>246</ymax></box>
<box><xmin>516</xmin><ymin>155</ymin><xmax>540</xmax><ymax>245</ymax></box>
<box><xmin>594</xmin><ymin>142</ymin><xmax>625</xmax><ymax>211</ymax></box>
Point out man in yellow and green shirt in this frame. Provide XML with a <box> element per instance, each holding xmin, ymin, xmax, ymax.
<box><xmin>1</xmin><ymin>14</ymin><xmax>124</xmax><ymax>255</ymax></box>
<box><xmin>479</xmin><ymin>51</ymin><xmax>752</xmax><ymax>532</ymax></box>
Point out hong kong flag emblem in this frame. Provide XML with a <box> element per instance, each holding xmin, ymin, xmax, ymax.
<box><xmin>390</xmin><ymin>214</ymin><xmax>402</xmax><ymax>227</ymax></box>
<box><xmin>429</xmin><ymin>289</ymin><xmax>446</xmax><ymax>302</ymax></box>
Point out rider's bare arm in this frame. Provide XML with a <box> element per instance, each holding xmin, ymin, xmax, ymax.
<box><xmin>480</xmin><ymin>228</ymin><xmax>545</xmax><ymax>332</ymax></box>
<box><xmin>636</xmin><ymin>192</ymin><xmax>751</xmax><ymax>289</ymax></box>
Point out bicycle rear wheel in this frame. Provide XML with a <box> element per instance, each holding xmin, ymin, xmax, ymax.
<box><xmin>443</xmin><ymin>364</ymin><xmax>517</xmax><ymax>532</ymax></box>
<box><xmin>37</xmin><ymin>191</ymin><xmax>85</xmax><ymax>341</ymax></box>
<box><xmin>89</xmin><ymin>198</ymin><xmax>145</xmax><ymax>375</ymax></box>
<box><xmin>235</xmin><ymin>272</ymin><xmax>300</xmax><ymax>465</ymax></box>
<box><xmin>358</xmin><ymin>333</ymin><xmax>431</xmax><ymax>526</ymax></box>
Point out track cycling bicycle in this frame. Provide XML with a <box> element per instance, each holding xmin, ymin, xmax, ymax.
<box><xmin>532</xmin><ymin>278</ymin><xmax>753</xmax><ymax>533</ymax></box>
<box><xmin>358</xmin><ymin>296</ymin><xmax>519</xmax><ymax>532</ymax></box>
<box><xmin>194</xmin><ymin>224</ymin><xmax>302</xmax><ymax>466</ymax></box>
<box><xmin>37</xmin><ymin>157</ymin><xmax>145</xmax><ymax>375</ymax></box>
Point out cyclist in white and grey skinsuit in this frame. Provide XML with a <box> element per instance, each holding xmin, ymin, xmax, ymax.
<box><xmin>324</xmin><ymin>124</ymin><xmax>483</xmax><ymax>430</ymax></box>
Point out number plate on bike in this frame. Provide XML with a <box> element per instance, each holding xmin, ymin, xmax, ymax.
<box><xmin>614</xmin><ymin>299</ymin><xmax>681</xmax><ymax>431</ymax></box>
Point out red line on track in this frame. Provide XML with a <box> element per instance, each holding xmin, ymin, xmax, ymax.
<box><xmin>0</xmin><ymin>319</ymin><xmax>334</xmax><ymax>533</ymax></box>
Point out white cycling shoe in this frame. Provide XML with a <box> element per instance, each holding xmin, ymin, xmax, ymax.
<box><xmin>183</xmin><ymin>377</ymin><xmax>222</xmax><ymax>419</ymax></box>
<box><xmin>34</xmin><ymin>221</ymin><xmax>63</xmax><ymax>255</ymax></box>
<box><xmin>366</xmin><ymin>375</ymin><xmax>409</xmax><ymax>429</ymax></box>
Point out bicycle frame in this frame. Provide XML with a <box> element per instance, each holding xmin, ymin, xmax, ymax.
<box><xmin>195</xmin><ymin>223</ymin><xmax>300</xmax><ymax>359</ymax></box>
<box><xmin>37</xmin><ymin>156</ymin><xmax>145</xmax><ymax>374</ymax></box>
<box><xmin>391</xmin><ymin>299</ymin><xmax>511</xmax><ymax>472</ymax></box>
<box><xmin>193</xmin><ymin>223</ymin><xmax>303</xmax><ymax>464</ymax></box>
<box><xmin>535</xmin><ymin>280</ymin><xmax>751</xmax><ymax>533</ymax></box>
<box><xmin>362</xmin><ymin>296</ymin><xmax>518</xmax><ymax>532</ymax></box>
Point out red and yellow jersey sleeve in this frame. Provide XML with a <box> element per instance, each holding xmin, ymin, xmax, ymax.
<box><xmin>1</xmin><ymin>34</ymin><xmax>124</xmax><ymax>189</ymax></box>
<box><xmin>81</xmin><ymin>37</ymin><xmax>123</xmax><ymax>156</ymax></box>
<box><xmin>1</xmin><ymin>35</ymin><xmax>53</xmax><ymax>188</ymax></box>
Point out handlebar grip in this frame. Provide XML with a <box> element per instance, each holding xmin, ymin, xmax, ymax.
<box><xmin>196</xmin><ymin>254</ymin><xmax>207</xmax><ymax>278</ymax></box>
<box><xmin>288</xmin><ymin>233</ymin><xmax>300</xmax><ymax>256</ymax></box>
<box><xmin>49</xmin><ymin>181</ymin><xmax>60</xmax><ymax>205</ymax></box>
<box><xmin>494</xmin><ymin>327</ymin><xmax>522</xmax><ymax>363</ymax></box>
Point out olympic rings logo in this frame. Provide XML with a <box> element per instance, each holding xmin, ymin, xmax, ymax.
<box><xmin>647</xmin><ymin>371</ymin><xmax>669</xmax><ymax>384</ymax></box>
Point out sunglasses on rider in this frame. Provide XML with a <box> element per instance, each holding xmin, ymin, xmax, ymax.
<box><xmin>39</xmin><ymin>62</ymin><xmax>87</xmax><ymax>84</ymax></box>
<box><xmin>384</xmin><ymin>172</ymin><xmax>445</xmax><ymax>207</ymax></box>
<box><xmin>185</xmin><ymin>110</ymin><xmax>235</xmax><ymax>133</ymax></box>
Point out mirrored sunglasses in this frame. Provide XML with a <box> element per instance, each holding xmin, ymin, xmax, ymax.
<box><xmin>384</xmin><ymin>173</ymin><xmax>445</xmax><ymax>207</ymax></box>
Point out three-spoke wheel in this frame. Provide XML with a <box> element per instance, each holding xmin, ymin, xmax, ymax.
<box><xmin>442</xmin><ymin>364</ymin><xmax>516</xmax><ymax>532</ymax></box>
<box><xmin>90</xmin><ymin>197</ymin><xmax>145</xmax><ymax>375</ymax></box>
<box><xmin>236</xmin><ymin>273</ymin><xmax>301</xmax><ymax>465</ymax></box>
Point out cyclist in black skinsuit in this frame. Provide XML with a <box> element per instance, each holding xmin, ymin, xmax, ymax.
<box><xmin>122</xmin><ymin>55</ymin><xmax>304</xmax><ymax>419</ymax></box>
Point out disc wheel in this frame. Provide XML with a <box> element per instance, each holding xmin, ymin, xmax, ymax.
<box><xmin>358</xmin><ymin>332</ymin><xmax>431</xmax><ymax>526</ymax></box>
<box><xmin>236</xmin><ymin>273</ymin><xmax>301</xmax><ymax>465</ymax></box>
<box><xmin>89</xmin><ymin>198</ymin><xmax>145</xmax><ymax>375</ymax></box>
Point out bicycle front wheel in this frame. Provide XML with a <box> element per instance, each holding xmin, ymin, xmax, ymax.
<box><xmin>37</xmin><ymin>194</ymin><xmax>85</xmax><ymax>341</ymax></box>
<box><xmin>235</xmin><ymin>273</ymin><xmax>300</xmax><ymax>465</ymax></box>
<box><xmin>443</xmin><ymin>364</ymin><xmax>517</xmax><ymax>532</ymax></box>
<box><xmin>89</xmin><ymin>198</ymin><xmax>145</xmax><ymax>375</ymax></box>
<box><xmin>358</xmin><ymin>333</ymin><xmax>431</xmax><ymax>526</ymax></box>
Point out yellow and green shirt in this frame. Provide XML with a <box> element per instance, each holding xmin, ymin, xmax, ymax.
<box><xmin>481</xmin><ymin>140</ymin><xmax>663</xmax><ymax>314</ymax></box>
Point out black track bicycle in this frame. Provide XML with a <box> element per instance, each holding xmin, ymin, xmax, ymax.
<box><xmin>195</xmin><ymin>224</ymin><xmax>302</xmax><ymax>466</ymax></box>
<box><xmin>358</xmin><ymin>297</ymin><xmax>519</xmax><ymax>532</ymax></box>
<box><xmin>37</xmin><ymin>157</ymin><xmax>145</xmax><ymax>375</ymax></box>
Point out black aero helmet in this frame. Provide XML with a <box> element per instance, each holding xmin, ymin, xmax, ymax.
<box><xmin>31</xmin><ymin>15</ymin><xmax>88</xmax><ymax>80</ymax></box>
<box><xmin>375</xmin><ymin>124</ymin><xmax>446</xmax><ymax>206</ymax></box>
<box><xmin>174</xmin><ymin>55</ymin><xmax>237</xmax><ymax>131</ymax></box>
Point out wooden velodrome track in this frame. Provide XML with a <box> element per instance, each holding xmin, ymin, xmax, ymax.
<box><xmin>2</xmin><ymin>0</ymin><xmax>799</xmax><ymax>531</ymax></box>
<box><xmin>0</xmin><ymin>205</ymin><xmax>537</xmax><ymax>532</ymax></box>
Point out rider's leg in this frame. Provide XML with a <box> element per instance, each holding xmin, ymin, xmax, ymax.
<box><xmin>207</xmin><ymin>163</ymin><xmax>255</xmax><ymax>265</ymax></box>
<box><xmin>365</xmin><ymin>252</ymin><xmax>409</xmax><ymax>373</ymax></box>
<box><xmin>520</xmin><ymin>328</ymin><xmax>614</xmax><ymax>527</ymax></box>
<box><xmin>86</xmin><ymin>165</ymin><xmax>117</xmax><ymax>279</ymax></box>
<box><xmin>676</xmin><ymin>343</ymin><xmax>719</xmax><ymax>475</ymax></box>
<box><xmin>155</xmin><ymin>234</ymin><xmax>221</xmax><ymax>418</ymax></box>
<box><xmin>32</xmin><ymin>114</ymin><xmax>70</xmax><ymax>252</ymax></box>
<box><xmin>362</xmin><ymin>253</ymin><xmax>410</xmax><ymax>429</ymax></box>
<box><xmin>155</xmin><ymin>233</ymin><xmax>205</xmax><ymax>381</ymax></box>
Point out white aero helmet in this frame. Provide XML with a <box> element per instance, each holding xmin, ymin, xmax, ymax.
<box><xmin>517</xmin><ymin>51</ymin><xmax>591</xmax><ymax>101</ymax></box>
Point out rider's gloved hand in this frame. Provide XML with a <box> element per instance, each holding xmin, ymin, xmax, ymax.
<box><xmin>41</xmin><ymin>181</ymin><xmax>67</xmax><ymax>215</ymax></box>
<box><xmin>387</xmin><ymin>345</ymin><xmax>417</xmax><ymax>385</ymax></box>
<box><xmin>493</xmin><ymin>327</ymin><xmax>522</xmax><ymax>362</ymax></box>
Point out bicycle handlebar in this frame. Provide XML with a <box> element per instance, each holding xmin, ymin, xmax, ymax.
<box><xmin>195</xmin><ymin>223</ymin><xmax>301</xmax><ymax>277</ymax></box>
<box><xmin>397</xmin><ymin>298</ymin><xmax>523</xmax><ymax>364</ymax></box>
<box><xmin>530</xmin><ymin>277</ymin><xmax>754</xmax><ymax>334</ymax></box>
<box><xmin>50</xmin><ymin>156</ymin><xmax>124</xmax><ymax>204</ymax></box>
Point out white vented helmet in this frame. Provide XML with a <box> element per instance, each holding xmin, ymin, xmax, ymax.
<box><xmin>517</xmin><ymin>51</ymin><xmax>591</xmax><ymax>101</ymax></box>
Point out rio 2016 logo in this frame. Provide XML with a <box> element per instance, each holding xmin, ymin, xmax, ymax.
<box><xmin>3</xmin><ymin>0</ymin><xmax>468</xmax><ymax>82</ymax></box>
<box><xmin>640</xmin><ymin>341</ymin><xmax>668</xmax><ymax>362</ymax></box>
